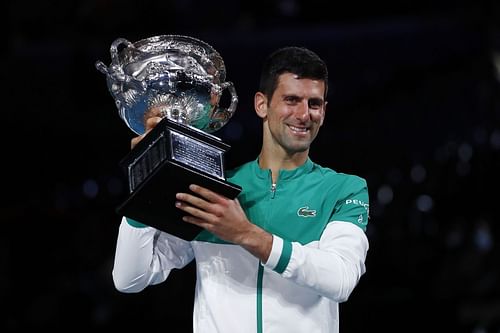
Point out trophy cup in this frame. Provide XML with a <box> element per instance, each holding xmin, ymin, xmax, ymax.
<box><xmin>96</xmin><ymin>35</ymin><xmax>242</xmax><ymax>240</ymax></box>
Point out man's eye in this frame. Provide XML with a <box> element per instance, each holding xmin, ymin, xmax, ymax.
<box><xmin>308</xmin><ymin>99</ymin><xmax>323</xmax><ymax>109</ymax></box>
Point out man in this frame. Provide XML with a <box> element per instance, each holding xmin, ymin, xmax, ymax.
<box><xmin>112</xmin><ymin>46</ymin><xmax>370</xmax><ymax>332</ymax></box>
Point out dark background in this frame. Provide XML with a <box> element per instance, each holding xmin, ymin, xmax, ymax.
<box><xmin>6</xmin><ymin>0</ymin><xmax>500</xmax><ymax>331</ymax></box>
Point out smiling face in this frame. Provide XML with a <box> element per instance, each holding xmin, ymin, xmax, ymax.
<box><xmin>255</xmin><ymin>72</ymin><xmax>327</xmax><ymax>158</ymax></box>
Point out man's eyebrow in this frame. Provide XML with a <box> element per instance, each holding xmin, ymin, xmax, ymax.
<box><xmin>308</xmin><ymin>97</ymin><xmax>324</xmax><ymax>104</ymax></box>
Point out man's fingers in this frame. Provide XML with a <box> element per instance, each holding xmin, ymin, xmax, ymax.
<box><xmin>176</xmin><ymin>192</ymin><xmax>212</xmax><ymax>212</ymax></box>
<box><xmin>188</xmin><ymin>184</ymin><xmax>225</xmax><ymax>203</ymax></box>
<box><xmin>130</xmin><ymin>116</ymin><xmax>162</xmax><ymax>149</ymax></box>
<box><xmin>145</xmin><ymin>116</ymin><xmax>162</xmax><ymax>131</ymax></box>
<box><xmin>175</xmin><ymin>199</ymin><xmax>213</xmax><ymax>222</ymax></box>
<box><xmin>131</xmin><ymin>134</ymin><xmax>146</xmax><ymax>149</ymax></box>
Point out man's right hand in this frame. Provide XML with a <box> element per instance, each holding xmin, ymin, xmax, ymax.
<box><xmin>131</xmin><ymin>116</ymin><xmax>162</xmax><ymax>149</ymax></box>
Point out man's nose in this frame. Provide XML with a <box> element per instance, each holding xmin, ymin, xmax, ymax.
<box><xmin>295</xmin><ymin>100</ymin><xmax>310</xmax><ymax>121</ymax></box>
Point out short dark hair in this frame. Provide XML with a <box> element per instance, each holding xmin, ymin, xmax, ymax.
<box><xmin>258</xmin><ymin>46</ymin><xmax>328</xmax><ymax>102</ymax></box>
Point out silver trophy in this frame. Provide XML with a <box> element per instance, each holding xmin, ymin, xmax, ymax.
<box><xmin>96</xmin><ymin>35</ymin><xmax>241</xmax><ymax>239</ymax></box>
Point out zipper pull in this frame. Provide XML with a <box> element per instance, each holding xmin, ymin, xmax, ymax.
<box><xmin>270</xmin><ymin>183</ymin><xmax>276</xmax><ymax>199</ymax></box>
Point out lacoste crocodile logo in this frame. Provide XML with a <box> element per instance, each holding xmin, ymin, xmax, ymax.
<box><xmin>297</xmin><ymin>206</ymin><xmax>317</xmax><ymax>217</ymax></box>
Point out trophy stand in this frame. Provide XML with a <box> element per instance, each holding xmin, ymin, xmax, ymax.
<box><xmin>117</xmin><ymin>117</ymin><xmax>241</xmax><ymax>240</ymax></box>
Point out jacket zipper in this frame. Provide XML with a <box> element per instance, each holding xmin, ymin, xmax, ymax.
<box><xmin>256</xmin><ymin>264</ymin><xmax>264</xmax><ymax>333</ymax></box>
<box><xmin>269</xmin><ymin>170</ymin><xmax>277</xmax><ymax>199</ymax></box>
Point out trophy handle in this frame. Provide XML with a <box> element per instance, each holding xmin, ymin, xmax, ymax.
<box><xmin>210</xmin><ymin>81</ymin><xmax>238</xmax><ymax>130</ymax></box>
<box><xmin>95</xmin><ymin>38</ymin><xmax>147</xmax><ymax>93</ymax></box>
<box><xmin>109</xmin><ymin>38</ymin><xmax>134</xmax><ymax>63</ymax></box>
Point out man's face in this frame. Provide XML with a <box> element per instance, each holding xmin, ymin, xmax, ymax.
<box><xmin>262</xmin><ymin>72</ymin><xmax>326</xmax><ymax>154</ymax></box>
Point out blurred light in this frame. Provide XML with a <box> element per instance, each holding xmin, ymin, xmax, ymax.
<box><xmin>493</xmin><ymin>51</ymin><xmax>500</xmax><ymax>82</ymax></box>
<box><xmin>377</xmin><ymin>184</ymin><xmax>393</xmax><ymax>205</ymax></box>
<box><xmin>457</xmin><ymin>142</ymin><xmax>473</xmax><ymax>162</ymax></box>
<box><xmin>490</xmin><ymin>129</ymin><xmax>500</xmax><ymax>150</ymax></box>
<box><xmin>83</xmin><ymin>179</ymin><xmax>99</xmax><ymax>199</ymax></box>
<box><xmin>474</xmin><ymin>220</ymin><xmax>493</xmax><ymax>253</ymax></box>
<box><xmin>415</xmin><ymin>194</ymin><xmax>433</xmax><ymax>212</ymax></box>
<box><xmin>410</xmin><ymin>164</ymin><xmax>426</xmax><ymax>184</ymax></box>
<box><xmin>472</xmin><ymin>326</ymin><xmax>487</xmax><ymax>333</ymax></box>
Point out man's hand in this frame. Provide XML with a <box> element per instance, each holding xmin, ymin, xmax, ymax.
<box><xmin>131</xmin><ymin>116</ymin><xmax>162</xmax><ymax>149</ymax></box>
<box><xmin>175</xmin><ymin>184</ymin><xmax>272</xmax><ymax>262</ymax></box>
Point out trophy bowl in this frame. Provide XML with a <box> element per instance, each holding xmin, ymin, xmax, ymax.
<box><xmin>96</xmin><ymin>34</ymin><xmax>238</xmax><ymax>135</ymax></box>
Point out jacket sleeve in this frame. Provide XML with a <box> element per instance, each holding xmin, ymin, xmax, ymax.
<box><xmin>112</xmin><ymin>217</ymin><xmax>195</xmax><ymax>293</ymax></box>
<box><xmin>263</xmin><ymin>221</ymin><xmax>369</xmax><ymax>302</ymax></box>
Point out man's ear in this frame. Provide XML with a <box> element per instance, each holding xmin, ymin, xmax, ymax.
<box><xmin>254</xmin><ymin>92</ymin><xmax>268</xmax><ymax>119</ymax></box>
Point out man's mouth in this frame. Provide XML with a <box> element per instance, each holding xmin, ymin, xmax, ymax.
<box><xmin>288</xmin><ymin>125</ymin><xmax>309</xmax><ymax>134</ymax></box>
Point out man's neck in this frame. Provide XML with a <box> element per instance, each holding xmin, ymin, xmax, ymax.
<box><xmin>258</xmin><ymin>149</ymin><xmax>309</xmax><ymax>183</ymax></box>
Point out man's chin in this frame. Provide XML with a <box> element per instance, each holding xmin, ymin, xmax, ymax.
<box><xmin>286</xmin><ymin>143</ymin><xmax>310</xmax><ymax>154</ymax></box>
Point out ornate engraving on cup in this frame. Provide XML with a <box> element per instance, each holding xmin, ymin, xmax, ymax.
<box><xmin>95</xmin><ymin>35</ymin><xmax>238</xmax><ymax>135</ymax></box>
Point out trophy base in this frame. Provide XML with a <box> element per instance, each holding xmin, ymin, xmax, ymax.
<box><xmin>116</xmin><ymin>117</ymin><xmax>242</xmax><ymax>240</ymax></box>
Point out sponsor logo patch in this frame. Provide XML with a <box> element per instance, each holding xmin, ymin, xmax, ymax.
<box><xmin>297</xmin><ymin>206</ymin><xmax>317</xmax><ymax>217</ymax></box>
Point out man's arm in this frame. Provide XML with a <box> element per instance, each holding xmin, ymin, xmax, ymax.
<box><xmin>174</xmin><ymin>184</ymin><xmax>273</xmax><ymax>262</ymax></box>
<box><xmin>112</xmin><ymin>217</ymin><xmax>195</xmax><ymax>293</ymax></box>
<box><xmin>264</xmin><ymin>221</ymin><xmax>369</xmax><ymax>302</ymax></box>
